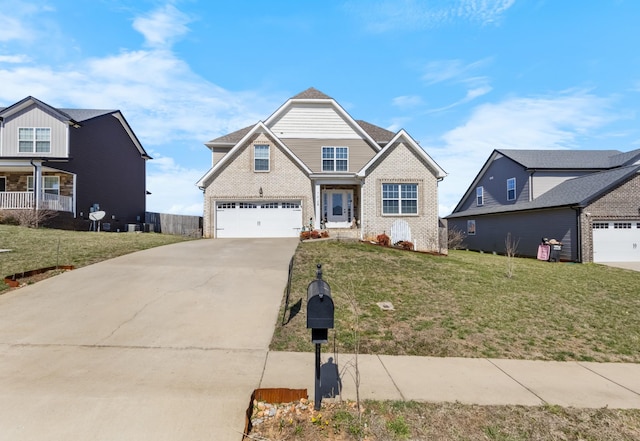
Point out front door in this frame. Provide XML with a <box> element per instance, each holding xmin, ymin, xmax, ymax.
<box><xmin>324</xmin><ymin>190</ymin><xmax>352</xmax><ymax>227</ymax></box>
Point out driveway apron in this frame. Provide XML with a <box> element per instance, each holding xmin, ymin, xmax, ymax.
<box><xmin>0</xmin><ymin>238</ymin><xmax>299</xmax><ymax>441</ymax></box>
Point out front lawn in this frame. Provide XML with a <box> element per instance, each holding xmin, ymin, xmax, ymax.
<box><xmin>0</xmin><ymin>225</ymin><xmax>194</xmax><ymax>292</ymax></box>
<box><xmin>272</xmin><ymin>241</ymin><xmax>640</xmax><ymax>362</ymax></box>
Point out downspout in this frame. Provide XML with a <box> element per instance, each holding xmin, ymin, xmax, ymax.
<box><xmin>571</xmin><ymin>206</ymin><xmax>583</xmax><ymax>263</ymax></box>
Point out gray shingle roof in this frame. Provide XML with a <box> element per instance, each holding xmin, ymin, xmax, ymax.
<box><xmin>609</xmin><ymin>148</ymin><xmax>640</xmax><ymax>167</ymax></box>
<box><xmin>59</xmin><ymin>108</ymin><xmax>116</xmax><ymax>122</ymax></box>
<box><xmin>497</xmin><ymin>149</ymin><xmax>621</xmax><ymax>169</ymax></box>
<box><xmin>291</xmin><ymin>87</ymin><xmax>333</xmax><ymax>100</ymax></box>
<box><xmin>447</xmin><ymin>165</ymin><xmax>640</xmax><ymax>218</ymax></box>
<box><xmin>206</xmin><ymin>89</ymin><xmax>396</xmax><ymax>146</ymax></box>
<box><xmin>355</xmin><ymin>120</ymin><xmax>395</xmax><ymax>145</ymax></box>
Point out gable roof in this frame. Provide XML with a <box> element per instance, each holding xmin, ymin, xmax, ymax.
<box><xmin>496</xmin><ymin>149</ymin><xmax>622</xmax><ymax>169</ymax></box>
<box><xmin>451</xmin><ymin>148</ymin><xmax>640</xmax><ymax>215</ymax></box>
<box><xmin>196</xmin><ymin>121</ymin><xmax>313</xmax><ymax>188</ymax></box>
<box><xmin>447</xmin><ymin>164</ymin><xmax>640</xmax><ymax>218</ymax></box>
<box><xmin>1</xmin><ymin>96</ymin><xmax>150</xmax><ymax>160</ymax></box>
<box><xmin>358</xmin><ymin>129</ymin><xmax>447</xmax><ymax>179</ymax></box>
<box><xmin>205</xmin><ymin>88</ymin><xmax>395</xmax><ymax>150</ymax></box>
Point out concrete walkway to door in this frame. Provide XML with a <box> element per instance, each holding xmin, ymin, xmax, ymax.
<box><xmin>0</xmin><ymin>238</ymin><xmax>299</xmax><ymax>441</ymax></box>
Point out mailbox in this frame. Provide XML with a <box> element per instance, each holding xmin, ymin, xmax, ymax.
<box><xmin>306</xmin><ymin>264</ymin><xmax>334</xmax><ymax>344</ymax></box>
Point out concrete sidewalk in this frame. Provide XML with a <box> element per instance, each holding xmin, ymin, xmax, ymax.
<box><xmin>261</xmin><ymin>351</ymin><xmax>640</xmax><ymax>409</ymax></box>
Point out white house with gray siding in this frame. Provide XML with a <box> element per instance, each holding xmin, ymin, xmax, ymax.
<box><xmin>447</xmin><ymin>149</ymin><xmax>640</xmax><ymax>263</ymax></box>
<box><xmin>196</xmin><ymin>88</ymin><xmax>447</xmax><ymax>252</ymax></box>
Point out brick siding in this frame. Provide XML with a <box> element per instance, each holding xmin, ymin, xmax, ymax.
<box><xmin>580</xmin><ymin>173</ymin><xmax>640</xmax><ymax>262</ymax></box>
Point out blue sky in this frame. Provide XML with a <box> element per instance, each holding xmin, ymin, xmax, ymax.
<box><xmin>1</xmin><ymin>0</ymin><xmax>639</xmax><ymax>216</ymax></box>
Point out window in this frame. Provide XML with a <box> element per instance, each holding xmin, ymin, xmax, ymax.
<box><xmin>382</xmin><ymin>183</ymin><xmax>418</xmax><ymax>214</ymax></box>
<box><xmin>467</xmin><ymin>220</ymin><xmax>476</xmax><ymax>236</ymax></box>
<box><xmin>322</xmin><ymin>146</ymin><xmax>348</xmax><ymax>172</ymax></box>
<box><xmin>592</xmin><ymin>222</ymin><xmax>609</xmax><ymax>229</ymax></box>
<box><xmin>27</xmin><ymin>176</ymin><xmax>59</xmax><ymax>195</ymax></box>
<box><xmin>614</xmin><ymin>222</ymin><xmax>632</xmax><ymax>229</ymax></box>
<box><xmin>507</xmin><ymin>178</ymin><xmax>516</xmax><ymax>201</ymax></box>
<box><xmin>261</xmin><ymin>202</ymin><xmax>278</xmax><ymax>209</ymax></box>
<box><xmin>217</xmin><ymin>202</ymin><xmax>236</xmax><ymax>209</ymax></box>
<box><xmin>282</xmin><ymin>202</ymin><xmax>300</xmax><ymax>209</ymax></box>
<box><xmin>0</xmin><ymin>177</ymin><xmax>5</xmax><ymax>192</ymax></box>
<box><xmin>239</xmin><ymin>202</ymin><xmax>257</xmax><ymax>209</ymax></box>
<box><xmin>476</xmin><ymin>186</ymin><xmax>484</xmax><ymax>206</ymax></box>
<box><xmin>254</xmin><ymin>145</ymin><xmax>270</xmax><ymax>172</ymax></box>
<box><xmin>19</xmin><ymin>127</ymin><xmax>51</xmax><ymax>153</ymax></box>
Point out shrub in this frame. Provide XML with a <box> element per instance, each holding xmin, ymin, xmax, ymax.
<box><xmin>396</xmin><ymin>241</ymin><xmax>414</xmax><ymax>251</ymax></box>
<box><xmin>0</xmin><ymin>209</ymin><xmax>56</xmax><ymax>228</ymax></box>
<box><xmin>447</xmin><ymin>227</ymin><xmax>466</xmax><ymax>250</ymax></box>
<box><xmin>320</xmin><ymin>230</ymin><xmax>329</xmax><ymax>238</ymax></box>
<box><xmin>300</xmin><ymin>231</ymin><xmax>311</xmax><ymax>240</ymax></box>
<box><xmin>310</xmin><ymin>229</ymin><xmax>321</xmax><ymax>239</ymax></box>
<box><xmin>377</xmin><ymin>233</ymin><xmax>391</xmax><ymax>247</ymax></box>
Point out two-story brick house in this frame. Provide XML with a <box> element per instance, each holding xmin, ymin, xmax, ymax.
<box><xmin>447</xmin><ymin>149</ymin><xmax>640</xmax><ymax>262</ymax></box>
<box><xmin>0</xmin><ymin>96</ymin><xmax>150</xmax><ymax>230</ymax></box>
<box><xmin>196</xmin><ymin>88</ymin><xmax>447</xmax><ymax>252</ymax></box>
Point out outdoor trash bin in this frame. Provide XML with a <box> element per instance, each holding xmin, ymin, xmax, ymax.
<box><xmin>549</xmin><ymin>243</ymin><xmax>562</xmax><ymax>262</ymax></box>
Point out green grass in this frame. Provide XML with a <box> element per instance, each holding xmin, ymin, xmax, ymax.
<box><xmin>272</xmin><ymin>240</ymin><xmax>640</xmax><ymax>362</ymax></box>
<box><xmin>0</xmin><ymin>225</ymin><xmax>194</xmax><ymax>292</ymax></box>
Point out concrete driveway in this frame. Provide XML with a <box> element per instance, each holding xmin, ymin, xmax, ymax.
<box><xmin>0</xmin><ymin>238</ymin><xmax>299</xmax><ymax>441</ymax></box>
<box><xmin>600</xmin><ymin>261</ymin><xmax>640</xmax><ymax>272</ymax></box>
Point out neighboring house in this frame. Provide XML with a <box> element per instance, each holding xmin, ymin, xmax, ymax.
<box><xmin>0</xmin><ymin>96</ymin><xmax>150</xmax><ymax>230</ymax></box>
<box><xmin>196</xmin><ymin>88</ymin><xmax>447</xmax><ymax>252</ymax></box>
<box><xmin>447</xmin><ymin>149</ymin><xmax>640</xmax><ymax>263</ymax></box>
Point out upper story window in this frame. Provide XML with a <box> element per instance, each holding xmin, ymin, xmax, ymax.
<box><xmin>19</xmin><ymin>127</ymin><xmax>51</xmax><ymax>153</ymax></box>
<box><xmin>507</xmin><ymin>178</ymin><xmax>516</xmax><ymax>201</ymax></box>
<box><xmin>476</xmin><ymin>186</ymin><xmax>484</xmax><ymax>206</ymax></box>
<box><xmin>322</xmin><ymin>146</ymin><xmax>348</xmax><ymax>172</ymax></box>
<box><xmin>27</xmin><ymin>176</ymin><xmax>60</xmax><ymax>195</ymax></box>
<box><xmin>254</xmin><ymin>145</ymin><xmax>270</xmax><ymax>172</ymax></box>
<box><xmin>382</xmin><ymin>183</ymin><xmax>418</xmax><ymax>215</ymax></box>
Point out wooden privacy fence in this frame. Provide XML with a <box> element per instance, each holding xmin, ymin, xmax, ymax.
<box><xmin>145</xmin><ymin>212</ymin><xmax>202</xmax><ymax>237</ymax></box>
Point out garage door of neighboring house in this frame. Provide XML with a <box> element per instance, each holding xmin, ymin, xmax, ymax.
<box><xmin>216</xmin><ymin>201</ymin><xmax>302</xmax><ymax>238</ymax></box>
<box><xmin>592</xmin><ymin>221</ymin><xmax>640</xmax><ymax>262</ymax></box>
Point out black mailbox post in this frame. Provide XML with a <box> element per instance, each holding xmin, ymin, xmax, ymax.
<box><xmin>306</xmin><ymin>263</ymin><xmax>334</xmax><ymax>410</ymax></box>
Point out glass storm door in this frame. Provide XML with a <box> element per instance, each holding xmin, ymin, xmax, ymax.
<box><xmin>324</xmin><ymin>190</ymin><xmax>352</xmax><ymax>224</ymax></box>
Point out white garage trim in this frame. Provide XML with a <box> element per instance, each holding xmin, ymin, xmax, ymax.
<box><xmin>592</xmin><ymin>220</ymin><xmax>640</xmax><ymax>262</ymax></box>
<box><xmin>216</xmin><ymin>200</ymin><xmax>302</xmax><ymax>238</ymax></box>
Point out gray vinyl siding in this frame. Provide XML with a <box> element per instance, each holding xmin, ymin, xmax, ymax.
<box><xmin>531</xmin><ymin>171</ymin><xmax>592</xmax><ymax>198</ymax></box>
<box><xmin>449</xmin><ymin>208</ymin><xmax>578</xmax><ymax>261</ymax></box>
<box><xmin>458</xmin><ymin>156</ymin><xmax>531</xmax><ymax>211</ymax></box>
<box><xmin>1</xmin><ymin>104</ymin><xmax>68</xmax><ymax>157</ymax></box>
<box><xmin>281</xmin><ymin>138</ymin><xmax>377</xmax><ymax>173</ymax></box>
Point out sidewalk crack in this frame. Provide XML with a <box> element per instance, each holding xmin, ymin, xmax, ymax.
<box><xmin>377</xmin><ymin>354</ymin><xmax>406</xmax><ymax>400</ymax></box>
<box><xmin>577</xmin><ymin>362</ymin><xmax>640</xmax><ymax>397</ymax></box>
<box><xmin>485</xmin><ymin>358</ymin><xmax>547</xmax><ymax>404</ymax></box>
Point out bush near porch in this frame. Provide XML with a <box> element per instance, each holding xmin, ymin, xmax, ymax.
<box><xmin>272</xmin><ymin>241</ymin><xmax>640</xmax><ymax>362</ymax></box>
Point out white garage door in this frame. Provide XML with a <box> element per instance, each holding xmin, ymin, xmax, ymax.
<box><xmin>592</xmin><ymin>221</ymin><xmax>640</xmax><ymax>262</ymax></box>
<box><xmin>216</xmin><ymin>201</ymin><xmax>302</xmax><ymax>238</ymax></box>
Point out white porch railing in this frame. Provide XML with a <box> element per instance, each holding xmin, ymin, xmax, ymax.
<box><xmin>0</xmin><ymin>192</ymin><xmax>73</xmax><ymax>212</ymax></box>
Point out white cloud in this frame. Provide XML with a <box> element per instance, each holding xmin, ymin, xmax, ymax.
<box><xmin>0</xmin><ymin>3</ymin><xmax>281</xmax><ymax>216</ymax></box>
<box><xmin>346</xmin><ymin>0</ymin><xmax>515</xmax><ymax>32</ymax></box>
<box><xmin>392</xmin><ymin>95</ymin><xmax>423</xmax><ymax>108</ymax></box>
<box><xmin>0</xmin><ymin>54</ymin><xmax>31</xmax><ymax>63</ymax></box>
<box><xmin>146</xmin><ymin>155</ymin><xmax>205</xmax><ymax>215</ymax></box>
<box><xmin>132</xmin><ymin>4</ymin><xmax>192</xmax><ymax>48</ymax></box>
<box><xmin>429</xmin><ymin>90</ymin><xmax>616</xmax><ymax>216</ymax></box>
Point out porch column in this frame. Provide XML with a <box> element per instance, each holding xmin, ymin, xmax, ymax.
<box><xmin>314</xmin><ymin>182</ymin><xmax>321</xmax><ymax>230</ymax></box>
<box><xmin>32</xmin><ymin>161</ymin><xmax>42</xmax><ymax>210</ymax></box>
